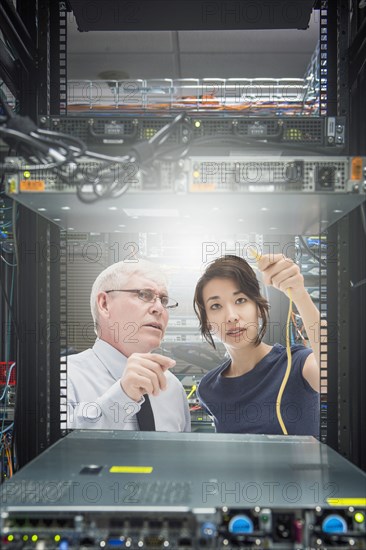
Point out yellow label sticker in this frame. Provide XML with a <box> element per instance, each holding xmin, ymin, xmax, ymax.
<box><xmin>189</xmin><ymin>183</ymin><xmax>216</xmax><ymax>192</ymax></box>
<box><xmin>109</xmin><ymin>466</ymin><xmax>153</xmax><ymax>474</ymax></box>
<box><xmin>8</xmin><ymin>178</ymin><xmax>17</xmax><ymax>193</ymax></box>
<box><xmin>351</xmin><ymin>157</ymin><xmax>363</xmax><ymax>180</ymax></box>
<box><xmin>327</xmin><ymin>498</ymin><xmax>366</xmax><ymax>507</ymax></box>
<box><xmin>20</xmin><ymin>180</ymin><xmax>45</xmax><ymax>192</ymax></box>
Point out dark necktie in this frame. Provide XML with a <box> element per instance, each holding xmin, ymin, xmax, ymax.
<box><xmin>136</xmin><ymin>395</ymin><xmax>156</xmax><ymax>431</ymax></box>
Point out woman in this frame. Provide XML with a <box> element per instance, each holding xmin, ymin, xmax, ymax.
<box><xmin>193</xmin><ymin>254</ymin><xmax>320</xmax><ymax>437</ymax></box>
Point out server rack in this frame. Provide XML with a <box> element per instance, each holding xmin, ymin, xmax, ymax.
<box><xmin>0</xmin><ymin>0</ymin><xmax>365</xmax><ymax>474</ymax></box>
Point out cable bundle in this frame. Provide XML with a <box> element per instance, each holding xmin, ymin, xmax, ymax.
<box><xmin>0</xmin><ymin>91</ymin><xmax>187</xmax><ymax>202</ymax></box>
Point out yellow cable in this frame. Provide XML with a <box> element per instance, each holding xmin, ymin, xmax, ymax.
<box><xmin>276</xmin><ymin>288</ymin><xmax>293</xmax><ymax>435</ymax></box>
<box><xmin>248</xmin><ymin>247</ymin><xmax>293</xmax><ymax>435</ymax></box>
<box><xmin>186</xmin><ymin>384</ymin><xmax>197</xmax><ymax>400</ymax></box>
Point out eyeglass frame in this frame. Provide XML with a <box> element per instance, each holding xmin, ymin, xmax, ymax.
<box><xmin>104</xmin><ymin>288</ymin><xmax>178</xmax><ymax>309</ymax></box>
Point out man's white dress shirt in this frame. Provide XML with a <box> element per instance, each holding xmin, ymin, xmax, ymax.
<box><xmin>66</xmin><ymin>339</ymin><xmax>191</xmax><ymax>431</ymax></box>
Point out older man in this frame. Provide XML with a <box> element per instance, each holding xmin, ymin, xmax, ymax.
<box><xmin>66</xmin><ymin>259</ymin><xmax>191</xmax><ymax>431</ymax></box>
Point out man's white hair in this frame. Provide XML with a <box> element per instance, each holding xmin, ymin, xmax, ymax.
<box><xmin>90</xmin><ymin>259</ymin><xmax>169</xmax><ymax>333</ymax></box>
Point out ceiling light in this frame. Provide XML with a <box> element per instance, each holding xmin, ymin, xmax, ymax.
<box><xmin>123</xmin><ymin>208</ymin><xmax>179</xmax><ymax>217</ymax></box>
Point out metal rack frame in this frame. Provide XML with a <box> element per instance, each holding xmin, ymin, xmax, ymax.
<box><xmin>0</xmin><ymin>0</ymin><xmax>365</xmax><ymax>470</ymax></box>
<box><xmin>13</xmin><ymin>205</ymin><xmax>62</xmax><ymax>467</ymax></box>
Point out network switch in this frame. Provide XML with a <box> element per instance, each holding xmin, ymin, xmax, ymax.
<box><xmin>38</xmin><ymin>116</ymin><xmax>346</xmax><ymax>149</ymax></box>
<box><xmin>5</xmin><ymin>156</ymin><xmax>365</xmax><ymax>194</ymax></box>
<box><xmin>1</xmin><ymin>431</ymin><xmax>365</xmax><ymax>549</ymax></box>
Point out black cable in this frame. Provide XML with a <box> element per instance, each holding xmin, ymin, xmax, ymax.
<box><xmin>0</xmin><ymin>90</ymin><xmax>14</xmax><ymax>119</ymax></box>
<box><xmin>159</xmin><ymin>133</ymin><xmax>296</xmax><ymax>155</ymax></box>
<box><xmin>2</xmin><ymin>109</ymin><xmax>341</xmax><ymax>204</ymax></box>
<box><xmin>74</xmin><ymin>116</ymin><xmax>186</xmax><ymax>201</ymax></box>
<box><xmin>151</xmin><ymin>142</ymin><xmax>190</xmax><ymax>161</ymax></box>
<box><xmin>360</xmin><ymin>202</ymin><xmax>366</xmax><ymax>238</ymax></box>
<box><xmin>186</xmin><ymin>133</ymin><xmax>342</xmax><ymax>155</ymax></box>
<box><xmin>149</xmin><ymin>130</ymin><xmax>323</xmax><ymax>164</ymax></box>
<box><xmin>76</xmin><ymin>160</ymin><xmax>133</xmax><ymax>202</ymax></box>
<box><xmin>0</xmin><ymin>277</ymin><xmax>20</xmax><ymax>340</ymax></box>
<box><xmin>83</xmin><ymin>149</ymin><xmax>129</xmax><ymax>163</ymax></box>
<box><xmin>146</xmin><ymin>115</ymin><xmax>344</xmax><ymax>155</ymax></box>
<box><xmin>149</xmin><ymin>112</ymin><xmax>186</xmax><ymax>148</ymax></box>
<box><xmin>76</xmin><ymin>185</ymin><xmax>101</xmax><ymax>204</ymax></box>
<box><xmin>0</xmin><ymin>127</ymin><xmax>70</xmax><ymax>170</ymax></box>
<box><xmin>29</xmin><ymin>132</ymin><xmax>76</xmax><ymax>162</ymax></box>
<box><xmin>0</xmin><ymin>126</ymin><xmax>48</xmax><ymax>154</ymax></box>
<box><xmin>299</xmin><ymin>235</ymin><xmax>327</xmax><ymax>267</ymax></box>
<box><xmin>0</xmin><ymin>169</ymin><xmax>5</xmax><ymax>195</ymax></box>
<box><xmin>36</xmin><ymin>128</ymin><xmax>87</xmax><ymax>155</ymax></box>
<box><xmin>105</xmin><ymin>170</ymin><xmax>132</xmax><ymax>198</ymax></box>
<box><xmin>0</xmin><ymin>116</ymin><xmax>85</xmax><ymax>171</ymax></box>
<box><xmin>146</xmin><ymin>134</ymin><xmax>263</xmax><ymax>163</ymax></box>
<box><xmin>76</xmin><ymin>180</ymin><xmax>131</xmax><ymax>203</ymax></box>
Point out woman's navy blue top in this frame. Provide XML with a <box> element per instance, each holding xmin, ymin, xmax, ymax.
<box><xmin>197</xmin><ymin>344</ymin><xmax>319</xmax><ymax>437</ymax></box>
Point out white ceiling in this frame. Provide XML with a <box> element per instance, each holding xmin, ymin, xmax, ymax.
<box><xmin>67</xmin><ymin>9</ymin><xmax>319</xmax><ymax>80</ymax></box>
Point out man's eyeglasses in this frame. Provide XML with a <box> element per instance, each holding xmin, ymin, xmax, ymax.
<box><xmin>105</xmin><ymin>289</ymin><xmax>178</xmax><ymax>309</ymax></box>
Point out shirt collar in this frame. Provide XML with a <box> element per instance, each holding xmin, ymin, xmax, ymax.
<box><xmin>92</xmin><ymin>338</ymin><xmax>127</xmax><ymax>381</ymax></box>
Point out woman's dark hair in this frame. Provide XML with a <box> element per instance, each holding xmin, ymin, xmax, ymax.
<box><xmin>193</xmin><ymin>255</ymin><xmax>270</xmax><ymax>349</ymax></box>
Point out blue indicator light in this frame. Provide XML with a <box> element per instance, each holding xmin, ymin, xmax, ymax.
<box><xmin>107</xmin><ymin>538</ymin><xmax>125</xmax><ymax>547</ymax></box>
<box><xmin>322</xmin><ymin>514</ymin><xmax>347</xmax><ymax>534</ymax></box>
<box><xmin>228</xmin><ymin>515</ymin><xmax>254</xmax><ymax>534</ymax></box>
